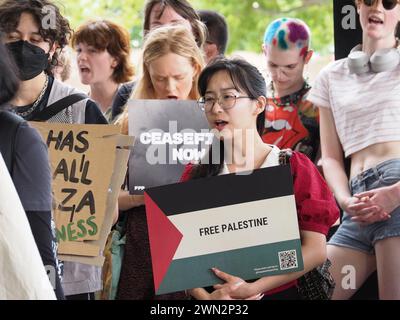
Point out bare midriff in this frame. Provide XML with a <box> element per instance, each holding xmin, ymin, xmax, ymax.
<box><xmin>350</xmin><ymin>141</ymin><xmax>400</xmax><ymax>178</ymax></box>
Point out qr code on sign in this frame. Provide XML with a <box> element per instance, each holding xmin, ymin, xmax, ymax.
<box><xmin>278</xmin><ymin>250</ymin><xmax>298</xmax><ymax>270</ymax></box>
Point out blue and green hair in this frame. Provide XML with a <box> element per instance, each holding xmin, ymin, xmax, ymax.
<box><xmin>263</xmin><ymin>18</ymin><xmax>311</xmax><ymax>57</ymax></box>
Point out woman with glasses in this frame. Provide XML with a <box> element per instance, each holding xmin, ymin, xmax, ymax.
<box><xmin>181</xmin><ymin>57</ymin><xmax>339</xmax><ymax>300</ymax></box>
<box><xmin>115</xmin><ymin>25</ymin><xmax>204</xmax><ymax>300</ymax></box>
<box><xmin>308</xmin><ymin>0</ymin><xmax>400</xmax><ymax>299</ymax></box>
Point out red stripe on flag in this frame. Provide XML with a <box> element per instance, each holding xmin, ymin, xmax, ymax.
<box><xmin>145</xmin><ymin>192</ymin><xmax>183</xmax><ymax>293</ymax></box>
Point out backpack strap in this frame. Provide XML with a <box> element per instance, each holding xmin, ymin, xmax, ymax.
<box><xmin>0</xmin><ymin>111</ymin><xmax>25</xmax><ymax>176</ymax></box>
<box><xmin>278</xmin><ymin>149</ymin><xmax>293</xmax><ymax>166</ymax></box>
<box><xmin>32</xmin><ymin>93</ymin><xmax>87</xmax><ymax>121</ymax></box>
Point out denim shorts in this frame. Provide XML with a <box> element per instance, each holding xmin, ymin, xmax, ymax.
<box><xmin>329</xmin><ymin>159</ymin><xmax>400</xmax><ymax>254</ymax></box>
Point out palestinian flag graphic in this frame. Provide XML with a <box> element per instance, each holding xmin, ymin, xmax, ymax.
<box><xmin>145</xmin><ymin>164</ymin><xmax>304</xmax><ymax>295</ymax></box>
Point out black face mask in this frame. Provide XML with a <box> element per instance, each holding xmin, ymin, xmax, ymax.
<box><xmin>6</xmin><ymin>40</ymin><xmax>50</xmax><ymax>81</ymax></box>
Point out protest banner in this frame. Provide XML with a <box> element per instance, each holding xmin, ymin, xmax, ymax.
<box><xmin>31</xmin><ymin>122</ymin><xmax>133</xmax><ymax>266</ymax></box>
<box><xmin>128</xmin><ymin>99</ymin><xmax>211</xmax><ymax>194</ymax></box>
<box><xmin>145</xmin><ymin>165</ymin><xmax>304</xmax><ymax>295</ymax></box>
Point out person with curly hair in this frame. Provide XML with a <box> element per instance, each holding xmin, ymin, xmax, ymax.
<box><xmin>0</xmin><ymin>0</ymin><xmax>106</xmax><ymax>125</ymax></box>
<box><xmin>0</xmin><ymin>0</ymin><xmax>108</xmax><ymax>300</ymax></box>
<box><xmin>0</xmin><ymin>35</ymin><xmax>61</xmax><ymax>299</ymax></box>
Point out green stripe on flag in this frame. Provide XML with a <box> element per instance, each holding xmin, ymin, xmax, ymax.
<box><xmin>156</xmin><ymin>239</ymin><xmax>303</xmax><ymax>295</ymax></box>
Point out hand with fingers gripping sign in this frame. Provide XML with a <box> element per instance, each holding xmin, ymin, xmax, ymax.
<box><xmin>210</xmin><ymin>268</ymin><xmax>264</xmax><ymax>300</ymax></box>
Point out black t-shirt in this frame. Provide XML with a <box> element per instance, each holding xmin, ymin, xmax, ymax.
<box><xmin>111</xmin><ymin>81</ymin><xmax>136</xmax><ymax>121</ymax></box>
<box><xmin>13</xmin><ymin>123</ymin><xmax>52</xmax><ymax>211</ymax></box>
<box><xmin>11</xmin><ymin>122</ymin><xmax>64</xmax><ymax>299</ymax></box>
<box><xmin>17</xmin><ymin>77</ymin><xmax>107</xmax><ymax>125</ymax></box>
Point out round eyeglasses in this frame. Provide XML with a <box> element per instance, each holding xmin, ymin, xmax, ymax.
<box><xmin>197</xmin><ymin>94</ymin><xmax>253</xmax><ymax>113</ymax></box>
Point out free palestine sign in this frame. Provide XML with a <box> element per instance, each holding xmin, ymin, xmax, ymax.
<box><xmin>145</xmin><ymin>164</ymin><xmax>304</xmax><ymax>295</ymax></box>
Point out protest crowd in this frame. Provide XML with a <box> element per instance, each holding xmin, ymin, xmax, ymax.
<box><xmin>0</xmin><ymin>0</ymin><xmax>400</xmax><ymax>301</ymax></box>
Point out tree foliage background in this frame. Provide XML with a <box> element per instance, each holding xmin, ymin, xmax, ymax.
<box><xmin>59</xmin><ymin>0</ymin><xmax>333</xmax><ymax>53</ymax></box>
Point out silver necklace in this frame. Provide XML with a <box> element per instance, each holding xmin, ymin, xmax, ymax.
<box><xmin>16</xmin><ymin>75</ymin><xmax>49</xmax><ymax>118</ymax></box>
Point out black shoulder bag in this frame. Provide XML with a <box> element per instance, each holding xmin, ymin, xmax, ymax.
<box><xmin>0</xmin><ymin>93</ymin><xmax>86</xmax><ymax>173</ymax></box>
<box><xmin>32</xmin><ymin>93</ymin><xmax>87</xmax><ymax>121</ymax></box>
<box><xmin>278</xmin><ymin>149</ymin><xmax>335</xmax><ymax>300</ymax></box>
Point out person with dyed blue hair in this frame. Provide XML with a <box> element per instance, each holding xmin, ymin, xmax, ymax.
<box><xmin>261</xmin><ymin>18</ymin><xmax>320</xmax><ymax>164</ymax></box>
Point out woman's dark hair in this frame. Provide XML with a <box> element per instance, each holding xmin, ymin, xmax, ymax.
<box><xmin>191</xmin><ymin>57</ymin><xmax>267</xmax><ymax>179</ymax></box>
<box><xmin>0</xmin><ymin>34</ymin><xmax>20</xmax><ymax>107</ymax></box>
<box><xmin>0</xmin><ymin>0</ymin><xmax>72</xmax><ymax>75</ymax></box>
<box><xmin>143</xmin><ymin>0</ymin><xmax>206</xmax><ymax>48</ymax></box>
<box><xmin>198</xmin><ymin>10</ymin><xmax>228</xmax><ymax>55</ymax></box>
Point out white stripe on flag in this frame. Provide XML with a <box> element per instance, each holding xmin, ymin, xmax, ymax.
<box><xmin>169</xmin><ymin>195</ymin><xmax>300</xmax><ymax>260</ymax></box>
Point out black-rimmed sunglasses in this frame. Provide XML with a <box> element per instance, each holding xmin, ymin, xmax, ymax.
<box><xmin>363</xmin><ymin>0</ymin><xmax>400</xmax><ymax>10</ymax></box>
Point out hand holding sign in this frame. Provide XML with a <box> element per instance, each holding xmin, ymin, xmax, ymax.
<box><xmin>145</xmin><ymin>164</ymin><xmax>304</xmax><ymax>295</ymax></box>
<box><xmin>212</xmin><ymin>268</ymin><xmax>257</xmax><ymax>300</ymax></box>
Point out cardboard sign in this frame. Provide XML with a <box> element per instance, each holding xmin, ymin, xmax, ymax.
<box><xmin>128</xmin><ymin>99</ymin><xmax>211</xmax><ymax>194</ymax></box>
<box><xmin>0</xmin><ymin>154</ymin><xmax>56</xmax><ymax>299</ymax></box>
<box><xmin>145</xmin><ymin>165</ymin><xmax>304</xmax><ymax>295</ymax></box>
<box><xmin>30</xmin><ymin>122</ymin><xmax>133</xmax><ymax>266</ymax></box>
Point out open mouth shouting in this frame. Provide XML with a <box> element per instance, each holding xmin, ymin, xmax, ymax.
<box><xmin>79</xmin><ymin>65</ymin><xmax>91</xmax><ymax>75</ymax></box>
<box><xmin>214</xmin><ymin>119</ymin><xmax>229</xmax><ymax>131</ymax></box>
<box><xmin>368</xmin><ymin>15</ymin><xmax>384</xmax><ymax>25</ymax></box>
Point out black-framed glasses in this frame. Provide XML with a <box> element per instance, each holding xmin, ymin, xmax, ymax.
<box><xmin>197</xmin><ymin>94</ymin><xmax>253</xmax><ymax>113</ymax></box>
<box><xmin>362</xmin><ymin>0</ymin><xmax>399</xmax><ymax>10</ymax></box>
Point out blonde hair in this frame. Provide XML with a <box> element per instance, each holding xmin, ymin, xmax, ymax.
<box><xmin>55</xmin><ymin>47</ymin><xmax>72</xmax><ymax>82</ymax></box>
<box><xmin>116</xmin><ymin>25</ymin><xmax>204</xmax><ymax>134</ymax></box>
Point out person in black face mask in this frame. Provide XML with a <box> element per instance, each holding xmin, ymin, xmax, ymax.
<box><xmin>6</xmin><ymin>39</ymin><xmax>50</xmax><ymax>81</ymax></box>
<box><xmin>0</xmin><ymin>0</ymin><xmax>110</xmax><ymax>301</ymax></box>
<box><xmin>0</xmin><ymin>1</ymin><xmax>64</xmax><ymax>119</ymax></box>
<box><xmin>0</xmin><ymin>0</ymin><xmax>107</xmax><ymax>125</ymax></box>
<box><xmin>0</xmin><ymin>36</ymin><xmax>60</xmax><ymax>299</ymax></box>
